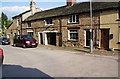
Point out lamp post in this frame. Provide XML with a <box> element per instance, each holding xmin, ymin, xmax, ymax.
<box><xmin>90</xmin><ymin>0</ymin><xmax>93</xmax><ymax>53</ymax></box>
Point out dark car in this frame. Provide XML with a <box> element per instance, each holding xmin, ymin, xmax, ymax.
<box><xmin>0</xmin><ymin>48</ymin><xmax>4</xmax><ymax>65</ymax></box>
<box><xmin>13</xmin><ymin>35</ymin><xmax>38</xmax><ymax>48</ymax></box>
<box><xmin>0</xmin><ymin>37</ymin><xmax>10</xmax><ymax>45</ymax></box>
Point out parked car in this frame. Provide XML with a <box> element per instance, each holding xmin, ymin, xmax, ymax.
<box><xmin>13</xmin><ymin>35</ymin><xmax>38</xmax><ymax>48</ymax></box>
<box><xmin>0</xmin><ymin>37</ymin><xmax>10</xmax><ymax>45</ymax></box>
<box><xmin>0</xmin><ymin>48</ymin><xmax>4</xmax><ymax>65</ymax></box>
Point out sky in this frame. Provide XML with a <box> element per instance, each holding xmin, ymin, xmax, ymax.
<box><xmin>0</xmin><ymin>0</ymin><xmax>89</xmax><ymax>20</ymax></box>
<box><xmin>1</xmin><ymin>0</ymin><xmax>119</xmax><ymax>19</ymax></box>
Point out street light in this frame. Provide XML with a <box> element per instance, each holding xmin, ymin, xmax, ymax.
<box><xmin>90</xmin><ymin>0</ymin><xmax>93</xmax><ymax>53</ymax></box>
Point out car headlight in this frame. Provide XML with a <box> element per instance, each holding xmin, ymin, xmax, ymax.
<box><xmin>26</xmin><ymin>41</ymin><xmax>30</xmax><ymax>43</ymax></box>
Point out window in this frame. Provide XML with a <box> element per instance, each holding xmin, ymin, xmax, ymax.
<box><xmin>7</xmin><ymin>33</ymin><xmax>10</xmax><ymax>38</ymax></box>
<box><xmin>18</xmin><ymin>30</ymin><xmax>21</xmax><ymax>35</ymax></box>
<box><xmin>69</xmin><ymin>15</ymin><xmax>79</xmax><ymax>23</ymax></box>
<box><xmin>46</xmin><ymin>19</ymin><xmax>53</xmax><ymax>25</ymax></box>
<box><xmin>28</xmin><ymin>32</ymin><xmax>33</xmax><ymax>36</ymax></box>
<box><xmin>27</xmin><ymin>22</ymin><xmax>31</xmax><ymax>27</ymax></box>
<box><xmin>69</xmin><ymin>30</ymin><xmax>78</xmax><ymax>41</ymax></box>
<box><xmin>17</xmin><ymin>17</ymin><xmax>21</xmax><ymax>27</ymax></box>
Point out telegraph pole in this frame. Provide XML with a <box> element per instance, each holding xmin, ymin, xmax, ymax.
<box><xmin>90</xmin><ymin>0</ymin><xmax>93</xmax><ymax>53</ymax></box>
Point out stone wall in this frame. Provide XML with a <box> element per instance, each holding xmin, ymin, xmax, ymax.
<box><xmin>21</xmin><ymin>12</ymin><xmax>100</xmax><ymax>48</ymax></box>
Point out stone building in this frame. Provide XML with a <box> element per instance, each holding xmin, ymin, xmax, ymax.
<box><xmin>6</xmin><ymin>0</ymin><xmax>41</xmax><ymax>43</ymax></box>
<box><xmin>7</xmin><ymin>0</ymin><xmax>120</xmax><ymax>50</ymax></box>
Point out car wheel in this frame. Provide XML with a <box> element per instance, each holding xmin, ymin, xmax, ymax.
<box><xmin>22</xmin><ymin>44</ymin><xmax>26</xmax><ymax>48</ymax></box>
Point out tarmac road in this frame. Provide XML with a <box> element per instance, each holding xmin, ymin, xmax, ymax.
<box><xmin>1</xmin><ymin>45</ymin><xmax>118</xmax><ymax>77</ymax></box>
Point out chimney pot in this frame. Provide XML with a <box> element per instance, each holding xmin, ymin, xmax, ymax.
<box><xmin>67</xmin><ymin>0</ymin><xmax>76</xmax><ymax>6</ymax></box>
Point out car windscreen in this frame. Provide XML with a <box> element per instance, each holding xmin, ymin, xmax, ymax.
<box><xmin>23</xmin><ymin>35</ymin><xmax>33</xmax><ymax>39</ymax></box>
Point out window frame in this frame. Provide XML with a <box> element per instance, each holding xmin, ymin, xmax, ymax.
<box><xmin>69</xmin><ymin>15</ymin><xmax>79</xmax><ymax>24</ymax></box>
<box><xmin>17</xmin><ymin>17</ymin><xmax>21</xmax><ymax>27</ymax></box>
<box><xmin>27</xmin><ymin>32</ymin><xmax>34</xmax><ymax>37</ymax></box>
<box><xmin>68</xmin><ymin>29</ymin><xmax>79</xmax><ymax>41</ymax></box>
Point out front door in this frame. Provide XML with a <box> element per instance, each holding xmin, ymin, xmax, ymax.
<box><xmin>40</xmin><ymin>33</ymin><xmax>43</xmax><ymax>44</ymax></box>
<box><xmin>101</xmin><ymin>29</ymin><xmax>109</xmax><ymax>49</ymax></box>
<box><xmin>86</xmin><ymin>30</ymin><xmax>90</xmax><ymax>46</ymax></box>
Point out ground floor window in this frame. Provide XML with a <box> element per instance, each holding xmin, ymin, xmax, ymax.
<box><xmin>18</xmin><ymin>30</ymin><xmax>21</xmax><ymax>35</ymax></box>
<box><xmin>68</xmin><ymin>30</ymin><xmax>78</xmax><ymax>41</ymax></box>
<box><xmin>27</xmin><ymin>32</ymin><xmax>33</xmax><ymax>36</ymax></box>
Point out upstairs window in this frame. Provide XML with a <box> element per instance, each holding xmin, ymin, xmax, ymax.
<box><xmin>27</xmin><ymin>22</ymin><xmax>31</xmax><ymax>27</ymax></box>
<box><xmin>69</xmin><ymin>15</ymin><xmax>79</xmax><ymax>23</ymax></box>
<box><xmin>46</xmin><ymin>19</ymin><xmax>53</xmax><ymax>24</ymax></box>
<box><xmin>17</xmin><ymin>17</ymin><xmax>21</xmax><ymax>27</ymax></box>
<box><xmin>68</xmin><ymin>30</ymin><xmax>78</xmax><ymax>41</ymax></box>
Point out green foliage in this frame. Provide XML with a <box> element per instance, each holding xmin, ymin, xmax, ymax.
<box><xmin>6</xmin><ymin>20</ymin><xmax>13</xmax><ymax>29</ymax></box>
<box><xmin>0</xmin><ymin>12</ymin><xmax>13</xmax><ymax>37</ymax></box>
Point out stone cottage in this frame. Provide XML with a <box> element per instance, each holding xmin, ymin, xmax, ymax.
<box><xmin>7</xmin><ymin>0</ymin><xmax>120</xmax><ymax>50</ymax></box>
<box><xmin>6</xmin><ymin>0</ymin><xmax>41</xmax><ymax>43</ymax></box>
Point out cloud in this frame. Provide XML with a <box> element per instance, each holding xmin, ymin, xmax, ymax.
<box><xmin>0</xmin><ymin>6</ymin><xmax>30</xmax><ymax>19</ymax></box>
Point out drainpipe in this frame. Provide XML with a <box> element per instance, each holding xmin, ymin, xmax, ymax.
<box><xmin>59</xmin><ymin>17</ymin><xmax>62</xmax><ymax>47</ymax></box>
<box><xmin>21</xmin><ymin>15</ymin><xmax>22</xmax><ymax>35</ymax></box>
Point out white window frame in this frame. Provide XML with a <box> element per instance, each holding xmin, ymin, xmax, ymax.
<box><xmin>17</xmin><ymin>17</ymin><xmax>21</xmax><ymax>27</ymax></box>
<box><xmin>68</xmin><ymin>29</ymin><xmax>78</xmax><ymax>41</ymax></box>
<box><xmin>68</xmin><ymin>15</ymin><xmax>79</xmax><ymax>23</ymax></box>
<box><xmin>27</xmin><ymin>30</ymin><xmax>33</xmax><ymax>36</ymax></box>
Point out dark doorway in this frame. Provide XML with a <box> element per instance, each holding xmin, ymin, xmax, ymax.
<box><xmin>47</xmin><ymin>33</ymin><xmax>56</xmax><ymax>45</ymax></box>
<box><xmin>101</xmin><ymin>29</ymin><xmax>109</xmax><ymax>49</ymax></box>
<box><xmin>40</xmin><ymin>33</ymin><xmax>43</xmax><ymax>44</ymax></box>
<box><xmin>86</xmin><ymin>30</ymin><xmax>90</xmax><ymax>46</ymax></box>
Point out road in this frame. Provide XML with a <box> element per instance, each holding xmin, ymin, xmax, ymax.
<box><xmin>1</xmin><ymin>45</ymin><xmax>118</xmax><ymax>77</ymax></box>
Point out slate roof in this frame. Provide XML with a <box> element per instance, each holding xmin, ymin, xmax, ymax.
<box><xmin>25</xmin><ymin>2</ymin><xmax>119</xmax><ymax>21</ymax></box>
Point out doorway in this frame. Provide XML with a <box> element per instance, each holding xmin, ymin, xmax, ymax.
<box><xmin>85</xmin><ymin>30</ymin><xmax>90</xmax><ymax>47</ymax></box>
<box><xmin>85</xmin><ymin>30</ymin><xmax>94</xmax><ymax>47</ymax></box>
<box><xmin>38</xmin><ymin>32</ymin><xmax>43</xmax><ymax>44</ymax></box>
<box><xmin>101</xmin><ymin>29</ymin><xmax>109</xmax><ymax>49</ymax></box>
<box><xmin>47</xmin><ymin>33</ymin><xmax>56</xmax><ymax>45</ymax></box>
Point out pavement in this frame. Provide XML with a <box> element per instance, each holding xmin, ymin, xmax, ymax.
<box><xmin>1</xmin><ymin>45</ymin><xmax>119</xmax><ymax>78</ymax></box>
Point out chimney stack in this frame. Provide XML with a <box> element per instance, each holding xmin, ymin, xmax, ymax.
<box><xmin>66</xmin><ymin>0</ymin><xmax>76</xmax><ymax>6</ymax></box>
<box><xmin>30</xmin><ymin>0</ymin><xmax>36</xmax><ymax>15</ymax></box>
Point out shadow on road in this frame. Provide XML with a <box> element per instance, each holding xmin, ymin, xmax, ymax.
<box><xmin>2</xmin><ymin>64</ymin><xmax>52</xmax><ymax>79</ymax></box>
<box><xmin>74</xmin><ymin>49</ymin><xmax>89</xmax><ymax>53</ymax></box>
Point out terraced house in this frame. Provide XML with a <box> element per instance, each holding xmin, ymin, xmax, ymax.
<box><xmin>7</xmin><ymin>0</ymin><xmax>120</xmax><ymax>50</ymax></box>
<box><xmin>6</xmin><ymin>0</ymin><xmax>41</xmax><ymax>42</ymax></box>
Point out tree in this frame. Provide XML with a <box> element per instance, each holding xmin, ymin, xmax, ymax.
<box><xmin>6</xmin><ymin>20</ymin><xmax>12</xmax><ymax>29</ymax></box>
<box><xmin>0</xmin><ymin>12</ymin><xmax>12</xmax><ymax>37</ymax></box>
